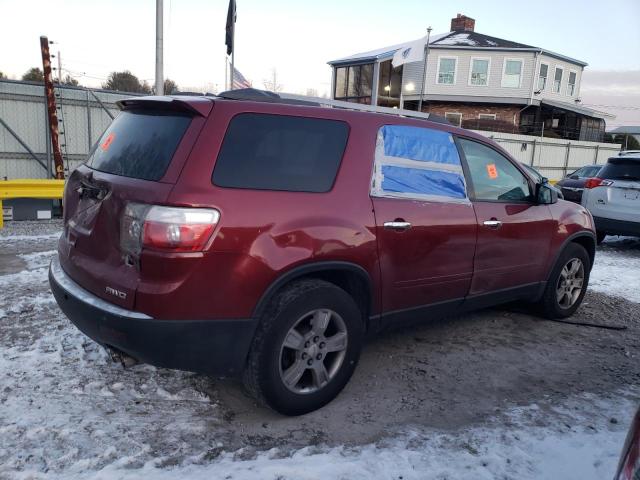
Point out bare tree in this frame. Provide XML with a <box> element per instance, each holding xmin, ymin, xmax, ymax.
<box><xmin>262</xmin><ymin>68</ymin><xmax>283</xmax><ymax>92</ymax></box>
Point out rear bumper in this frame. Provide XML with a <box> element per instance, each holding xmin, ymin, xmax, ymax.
<box><xmin>593</xmin><ymin>216</ymin><xmax>640</xmax><ymax>237</ymax></box>
<box><xmin>49</xmin><ymin>257</ymin><xmax>258</xmax><ymax>377</ymax></box>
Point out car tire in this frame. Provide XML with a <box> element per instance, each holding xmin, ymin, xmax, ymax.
<box><xmin>596</xmin><ymin>231</ymin><xmax>607</xmax><ymax>245</ymax></box>
<box><xmin>536</xmin><ymin>243</ymin><xmax>591</xmax><ymax>319</ymax></box>
<box><xmin>243</xmin><ymin>279</ymin><xmax>364</xmax><ymax>416</ymax></box>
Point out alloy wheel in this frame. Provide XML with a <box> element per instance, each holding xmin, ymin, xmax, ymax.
<box><xmin>556</xmin><ymin>257</ymin><xmax>585</xmax><ymax>309</ymax></box>
<box><xmin>279</xmin><ymin>309</ymin><xmax>348</xmax><ymax>394</ymax></box>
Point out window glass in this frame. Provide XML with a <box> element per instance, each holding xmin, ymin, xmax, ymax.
<box><xmin>445</xmin><ymin>112</ymin><xmax>462</xmax><ymax>126</ymax></box>
<box><xmin>567</xmin><ymin>71</ymin><xmax>576</xmax><ymax>96</ymax></box>
<box><xmin>371</xmin><ymin>125</ymin><xmax>468</xmax><ymax>202</ymax></box>
<box><xmin>554</xmin><ymin>67</ymin><xmax>563</xmax><ymax>93</ymax></box>
<box><xmin>538</xmin><ymin>64</ymin><xmax>548</xmax><ymax>90</ymax></box>
<box><xmin>87</xmin><ymin>110</ymin><xmax>191</xmax><ymax>181</ymax></box>
<box><xmin>347</xmin><ymin>66</ymin><xmax>361</xmax><ymax>97</ymax></box>
<box><xmin>212</xmin><ymin>114</ymin><xmax>349</xmax><ymax>192</ymax></box>
<box><xmin>359</xmin><ymin>64</ymin><xmax>373</xmax><ymax>97</ymax></box>
<box><xmin>598</xmin><ymin>159</ymin><xmax>640</xmax><ymax>181</ymax></box>
<box><xmin>335</xmin><ymin>67</ymin><xmax>347</xmax><ymax>98</ymax></box>
<box><xmin>459</xmin><ymin>138</ymin><xmax>531</xmax><ymax>201</ymax></box>
<box><xmin>470</xmin><ymin>59</ymin><xmax>489</xmax><ymax>85</ymax></box>
<box><xmin>438</xmin><ymin>58</ymin><xmax>456</xmax><ymax>84</ymax></box>
<box><xmin>502</xmin><ymin>60</ymin><xmax>522</xmax><ymax>88</ymax></box>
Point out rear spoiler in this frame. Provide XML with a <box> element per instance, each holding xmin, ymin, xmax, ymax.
<box><xmin>116</xmin><ymin>96</ymin><xmax>213</xmax><ymax>117</ymax></box>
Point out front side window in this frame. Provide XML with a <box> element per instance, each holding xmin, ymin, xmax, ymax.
<box><xmin>470</xmin><ymin>58</ymin><xmax>489</xmax><ymax>86</ymax></box>
<box><xmin>553</xmin><ymin>67</ymin><xmax>563</xmax><ymax>93</ymax></box>
<box><xmin>502</xmin><ymin>59</ymin><xmax>523</xmax><ymax>88</ymax></box>
<box><xmin>213</xmin><ymin>114</ymin><xmax>349</xmax><ymax>192</ymax></box>
<box><xmin>567</xmin><ymin>71</ymin><xmax>577</xmax><ymax>96</ymax></box>
<box><xmin>371</xmin><ymin>125</ymin><xmax>468</xmax><ymax>202</ymax></box>
<box><xmin>459</xmin><ymin>138</ymin><xmax>531</xmax><ymax>202</ymax></box>
<box><xmin>538</xmin><ymin>63</ymin><xmax>548</xmax><ymax>91</ymax></box>
<box><xmin>437</xmin><ymin>57</ymin><xmax>457</xmax><ymax>84</ymax></box>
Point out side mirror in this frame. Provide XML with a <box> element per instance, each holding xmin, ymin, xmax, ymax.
<box><xmin>569</xmin><ymin>175</ymin><xmax>579</xmax><ymax>180</ymax></box>
<box><xmin>536</xmin><ymin>182</ymin><xmax>558</xmax><ymax>205</ymax></box>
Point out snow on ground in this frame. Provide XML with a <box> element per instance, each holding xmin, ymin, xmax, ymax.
<box><xmin>0</xmin><ymin>222</ymin><xmax>638</xmax><ymax>480</ymax></box>
<box><xmin>590</xmin><ymin>236</ymin><xmax>640</xmax><ymax>303</ymax></box>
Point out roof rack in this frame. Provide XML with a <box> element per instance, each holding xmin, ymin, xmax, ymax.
<box><xmin>277</xmin><ymin>92</ymin><xmax>441</xmax><ymax>122</ymax></box>
<box><xmin>215</xmin><ymin>88</ymin><xmax>448</xmax><ymax>124</ymax></box>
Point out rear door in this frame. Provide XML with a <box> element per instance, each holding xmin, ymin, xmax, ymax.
<box><xmin>59</xmin><ymin>101</ymin><xmax>208</xmax><ymax>309</ymax></box>
<box><xmin>370</xmin><ymin>124</ymin><xmax>477</xmax><ymax>314</ymax></box>
<box><xmin>456</xmin><ymin>137</ymin><xmax>554</xmax><ymax>296</ymax></box>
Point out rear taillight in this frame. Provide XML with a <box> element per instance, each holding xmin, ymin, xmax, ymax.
<box><xmin>617</xmin><ymin>437</ymin><xmax>639</xmax><ymax>480</ymax></box>
<box><xmin>584</xmin><ymin>177</ymin><xmax>613</xmax><ymax>189</ymax></box>
<box><xmin>120</xmin><ymin>203</ymin><xmax>220</xmax><ymax>255</ymax></box>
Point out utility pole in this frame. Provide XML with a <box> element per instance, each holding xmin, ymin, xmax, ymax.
<box><xmin>417</xmin><ymin>26</ymin><xmax>432</xmax><ymax>113</ymax></box>
<box><xmin>155</xmin><ymin>0</ymin><xmax>164</xmax><ymax>95</ymax></box>
<box><xmin>40</xmin><ymin>36</ymin><xmax>64</xmax><ymax>180</ymax></box>
<box><xmin>57</xmin><ymin>50</ymin><xmax>62</xmax><ymax>83</ymax></box>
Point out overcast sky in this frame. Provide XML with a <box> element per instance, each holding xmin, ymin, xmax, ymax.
<box><xmin>1</xmin><ymin>0</ymin><xmax>639</xmax><ymax>126</ymax></box>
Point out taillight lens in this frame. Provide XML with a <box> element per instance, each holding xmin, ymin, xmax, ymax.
<box><xmin>584</xmin><ymin>177</ymin><xmax>613</xmax><ymax>189</ymax></box>
<box><xmin>120</xmin><ymin>203</ymin><xmax>220</xmax><ymax>255</ymax></box>
<box><xmin>617</xmin><ymin>438</ymin><xmax>639</xmax><ymax>480</ymax></box>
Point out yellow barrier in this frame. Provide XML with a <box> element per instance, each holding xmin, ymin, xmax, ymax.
<box><xmin>0</xmin><ymin>179</ymin><xmax>65</xmax><ymax>229</ymax></box>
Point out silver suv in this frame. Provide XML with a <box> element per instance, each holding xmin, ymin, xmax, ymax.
<box><xmin>581</xmin><ymin>152</ymin><xmax>640</xmax><ymax>243</ymax></box>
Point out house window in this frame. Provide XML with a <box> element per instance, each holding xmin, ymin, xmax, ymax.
<box><xmin>470</xmin><ymin>58</ymin><xmax>489</xmax><ymax>86</ymax></box>
<box><xmin>334</xmin><ymin>63</ymin><xmax>374</xmax><ymax>103</ymax></box>
<box><xmin>553</xmin><ymin>67</ymin><xmax>563</xmax><ymax>93</ymax></box>
<box><xmin>445</xmin><ymin>112</ymin><xmax>462</xmax><ymax>126</ymax></box>
<box><xmin>478</xmin><ymin>114</ymin><xmax>496</xmax><ymax>120</ymax></box>
<box><xmin>538</xmin><ymin>63</ymin><xmax>548</xmax><ymax>91</ymax></box>
<box><xmin>502</xmin><ymin>59</ymin><xmax>523</xmax><ymax>88</ymax></box>
<box><xmin>567</xmin><ymin>71</ymin><xmax>577</xmax><ymax>96</ymax></box>
<box><xmin>437</xmin><ymin>57</ymin><xmax>457</xmax><ymax>85</ymax></box>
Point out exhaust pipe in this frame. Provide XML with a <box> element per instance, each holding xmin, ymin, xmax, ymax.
<box><xmin>105</xmin><ymin>345</ymin><xmax>139</xmax><ymax>368</ymax></box>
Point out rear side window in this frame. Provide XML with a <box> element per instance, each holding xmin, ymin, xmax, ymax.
<box><xmin>212</xmin><ymin>113</ymin><xmax>349</xmax><ymax>192</ymax></box>
<box><xmin>87</xmin><ymin>110</ymin><xmax>191</xmax><ymax>181</ymax></box>
<box><xmin>599</xmin><ymin>159</ymin><xmax>640</xmax><ymax>181</ymax></box>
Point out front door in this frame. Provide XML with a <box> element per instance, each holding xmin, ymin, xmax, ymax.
<box><xmin>457</xmin><ymin>137</ymin><xmax>554</xmax><ymax>296</ymax></box>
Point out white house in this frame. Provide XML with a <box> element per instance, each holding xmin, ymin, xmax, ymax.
<box><xmin>328</xmin><ymin>14</ymin><xmax>612</xmax><ymax>142</ymax></box>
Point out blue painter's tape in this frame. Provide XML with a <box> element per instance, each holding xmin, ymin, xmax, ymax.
<box><xmin>381</xmin><ymin>165</ymin><xmax>466</xmax><ymax>199</ymax></box>
<box><xmin>381</xmin><ymin>125</ymin><xmax>460</xmax><ymax>165</ymax></box>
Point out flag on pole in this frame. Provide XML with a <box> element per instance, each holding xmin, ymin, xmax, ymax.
<box><xmin>232</xmin><ymin>66</ymin><xmax>252</xmax><ymax>89</ymax></box>
<box><xmin>225</xmin><ymin>0</ymin><xmax>236</xmax><ymax>56</ymax></box>
<box><xmin>391</xmin><ymin>36</ymin><xmax>427</xmax><ymax>68</ymax></box>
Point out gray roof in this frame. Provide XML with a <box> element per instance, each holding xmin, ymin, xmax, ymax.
<box><xmin>328</xmin><ymin>30</ymin><xmax>587</xmax><ymax>67</ymax></box>
<box><xmin>609</xmin><ymin>126</ymin><xmax>640</xmax><ymax>135</ymax></box>
<box><xmin>541</xmin><ymin>98</ymin><xmax>614</xmax><ymax>120</ymax></box>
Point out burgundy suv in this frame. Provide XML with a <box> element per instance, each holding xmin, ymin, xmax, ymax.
<box><xmin>50</xmin><ymin>91</ymin><xmax>596</xmax><ymax>415</ymax></box>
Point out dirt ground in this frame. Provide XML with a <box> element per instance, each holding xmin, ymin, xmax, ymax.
<box><xmin>1</xmin><ymin>220</ymin><xmax>638</xmax><ymax>475</ymax></box>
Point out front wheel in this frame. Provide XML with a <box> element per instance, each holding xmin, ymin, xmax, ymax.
<box><xmin>535</xmin><ymin>243</ymin><xmax>591</xmax><ymax>319</ymax></box>
<box><xmin>596</xmin><ymin>231</ymin><xmax>607</xmax><ymax>245</ymax></box>
<box><xmin>243</xmin><ymin>279</ymin><xmax>364</xmax><ymax>415</ymax></box>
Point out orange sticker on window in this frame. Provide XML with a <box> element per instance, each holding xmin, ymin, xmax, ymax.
<box><xmin>101</xmin><ymin>133</ymin><xmax>115</xmax><ymax>151</ymax></box>
<box><xmin>486</xmin><ymin>163</ymin><xmax>498</xmax><ymax>179</ymax></box>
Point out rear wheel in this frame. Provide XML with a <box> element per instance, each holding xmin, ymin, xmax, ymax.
<box><xmin>536</xmin><ymin>243</ymin><xmax>591</xmax><ymax>319</ymax></box>
<box><xmin>243</xmin><ymin>279</ymin><xmax>364</xmax><ymax>415</ymax></box>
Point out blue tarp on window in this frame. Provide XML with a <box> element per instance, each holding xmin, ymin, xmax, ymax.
<box><xmin>381</xmin><ymin>125</ymin><xmax>460</xmax><ymax>165</ymax></box>
<box><xmin>381</xmin><ymin>165</ymin><xmax>467</xmax><ymax>199</ymax></box>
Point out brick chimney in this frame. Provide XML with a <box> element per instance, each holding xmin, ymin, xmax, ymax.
<box><xmin>450</xmin><ymin>13</ymin><xmax>475</xmax><ymax>32</ymax></box>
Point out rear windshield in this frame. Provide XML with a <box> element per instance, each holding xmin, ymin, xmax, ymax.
<box><xmin>598</xmin><ymin>158</ymin><xmax>640</xmax><ymax>181</ymax></box>
<box><xmin>212</xmin><ymin>113</ymin><xmax>349</xmax><ymax>192</ymax></box>
<box><xmin>87</xmin><ymin>110</ymin><xmax>191</xmax><ymax>181</ymax></box>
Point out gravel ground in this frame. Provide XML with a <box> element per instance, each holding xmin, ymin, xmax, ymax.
<box><xmin>0</xmin><ymin>220</ymin><xmax>638</xmax><ymax>479</ymax></box>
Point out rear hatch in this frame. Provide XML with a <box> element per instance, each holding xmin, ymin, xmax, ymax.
<box><xmin>58</xmin><ymin>97</ymin><xmax>211</xmax><ymax>310</ymax></box>
<box><xmin>586</xmin><ymin>158</ymin><xmax>640</xmax><ymax>220</ymax></box>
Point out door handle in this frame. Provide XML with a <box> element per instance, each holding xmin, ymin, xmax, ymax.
<box><xmin>483</xmin><ymin>219</ymin><xmax>502</xmax><ymax>229</ymax></box>
<box><xmin>384</xmin><ymin>221</ymin><xmax>412</xmax><ymax>231</ymax></box>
